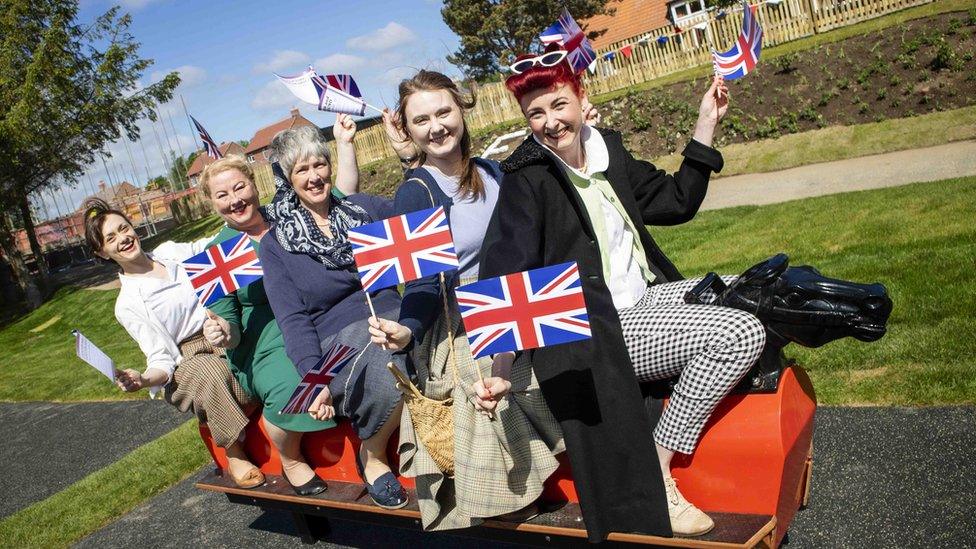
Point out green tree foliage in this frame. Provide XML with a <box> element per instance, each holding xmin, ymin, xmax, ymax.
<box><xmin>167</xmin><ymin>151</ymin><xmax>193</xmax><ymax>190</ymax></box>
<box><xmin>144</xmin><ymin>175</ymin><xmax>169</xmax><ymax>191</ymax></box>
<box><xmin>442</xmin><ymin>0</ymin><xmax>613</xmax><ymax>81</ymax></box>
<box><xmin>0</xmin><ymin>0</ymin><xmax>179</xmax><ymax>308</ymax></box>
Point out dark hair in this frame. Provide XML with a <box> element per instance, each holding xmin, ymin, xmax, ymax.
<box><xmin>505</xmin><ymin>44</ymin><xmax>584</xmax><ymax>103</ymax></box>
<box><xmin>396</xmin><ymin>70</ymin><xmax>484</xmax><ymax>200</ymax></box>
<box><xmin>83</xmin><ymin>198</ymin><xmax>133</xmax><ymax>256</ymax></box>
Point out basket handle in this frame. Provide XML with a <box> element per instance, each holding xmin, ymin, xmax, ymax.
<box><xmin>387</xmin><ymin>361</ymin><xmax>424</xmax><ymax>399</ymax></box>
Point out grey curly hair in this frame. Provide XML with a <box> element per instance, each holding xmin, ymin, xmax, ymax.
<box><xmin>268</xmin><ymin>125</ymin><xmax>332</xmax><ymax>182</ymax></box>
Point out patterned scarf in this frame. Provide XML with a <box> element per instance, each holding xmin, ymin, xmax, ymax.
<box><xmin>265</xmin><ymin>162</ymin><xmax>371</xmax><ymax>269</ymax></box>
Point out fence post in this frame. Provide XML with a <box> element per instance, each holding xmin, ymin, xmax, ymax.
<box><xmin>805</xmin><ymin>0</ymin><xmax>820</xmax><ymax>33</ymax></box>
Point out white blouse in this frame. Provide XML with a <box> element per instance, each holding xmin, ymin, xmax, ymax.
<box><xmin>114</xmin><ymin>238</ymin><xmax>211</xmax><ymax>396</ymax></box>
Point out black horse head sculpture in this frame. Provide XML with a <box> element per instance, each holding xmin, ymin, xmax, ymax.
<box><xmin>685</xmin><ymin>254</ymin><xmax>893</xmax><ymax>391</ymax></box>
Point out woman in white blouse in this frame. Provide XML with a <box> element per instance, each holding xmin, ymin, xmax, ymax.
<box><xmin>83</xmin><ymin>198</ymin><xmax>264</xmax><ymax>489</ymax></box>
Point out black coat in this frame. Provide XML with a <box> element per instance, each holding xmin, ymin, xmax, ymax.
<box><xmin>479</xmin><ymin>129</ymin><xmax>724</xmax><ymax>542</ymax></box>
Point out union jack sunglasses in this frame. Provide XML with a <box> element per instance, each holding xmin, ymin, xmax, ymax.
<box><xmin>509</xmin><ymin>50</ymin><xmax>568</xmax><ymax>75</ymax></box>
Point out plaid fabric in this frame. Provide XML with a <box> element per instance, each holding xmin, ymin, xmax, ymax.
<box><xmin>619</xmin><ymin>277</ymin><xmax>765</xmax><ymax>454</ymax></box>
<box><xmin>398</xmin><ymin>285</ymin><xmax>565</xmax><ymax>530</ymax></box>
<box><xmin>165</xmin><ymin>333</ymin><xmax>256</xmax><ymax>448</ymax></box>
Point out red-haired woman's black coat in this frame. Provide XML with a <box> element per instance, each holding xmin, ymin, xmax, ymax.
<box><xmin>479</xmin><ymin>129</ymin><xmax>724</xmax><ymax>542</ymax></box>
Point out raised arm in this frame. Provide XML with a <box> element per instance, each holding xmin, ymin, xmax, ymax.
<box><xmin>332</xmin><ymin>114</ymin><xmax>360</xmax><ymax>196</ymax></box>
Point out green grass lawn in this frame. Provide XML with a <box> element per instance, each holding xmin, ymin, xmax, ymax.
<box><xmin>654</xmin><ymin>176</ymin><xmax>976</xmax><ymax>405</ymax></box>
<box><xmin>0</xmin><ymin>420</ymin><xmax>209</xmax><ymax>549</ymax></box>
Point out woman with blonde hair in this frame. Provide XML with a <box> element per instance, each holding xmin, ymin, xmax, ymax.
<box><xmin>368</xmin><ymin>70</ymin><xmax>565</xmax><ymax>529</ymax></box>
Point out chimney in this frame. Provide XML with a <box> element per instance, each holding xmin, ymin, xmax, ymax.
<box><xmin>290</xmin><ymin>107</ymin><xmax>300</xmax><ymax>118</ymax></box>
<box><xmin>99</xmin><ymin>180</ymin><xmax>106</xmax><ymax>191</ymax></box>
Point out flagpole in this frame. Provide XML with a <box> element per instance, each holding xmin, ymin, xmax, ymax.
<box><xmin>181</xmin><ymin>94</ymin><xmax>203</xmax><ymax>152</ymax></box>
<box><xmin>363</xmin><ymin>102</ymin><xmax>384</xmax><ymax>116</ymax></box>
<box><xmin>364</xmin><ymin>292</ymin><xmax>388</xmax><ymax>351</ymax></box>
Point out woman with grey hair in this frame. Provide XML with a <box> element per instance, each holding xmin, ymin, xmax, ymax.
<box><xmin>259</xmin><ymin>121</ymin><xmax>410</xmax><ymax>509</ymax></box>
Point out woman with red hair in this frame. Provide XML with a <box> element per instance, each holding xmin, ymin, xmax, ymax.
<box><xmin>479</xmin><ymin>48</ymin><xmax>765</xmax><ymax>541</ymax></box>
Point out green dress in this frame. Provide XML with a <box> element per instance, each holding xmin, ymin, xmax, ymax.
<box><xmin>207</xmin><ymin>225</ymin><xmax>333</xmax><ymax>432</ymax></box>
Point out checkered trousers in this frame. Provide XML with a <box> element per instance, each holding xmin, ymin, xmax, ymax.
<box><xmin>618</xmin><ymin>276</ymin><xmax>766</xmax><ymax>454</ymax></box>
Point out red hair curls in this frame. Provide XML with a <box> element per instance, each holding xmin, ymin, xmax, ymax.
<box><xmin>505</xmin><ymin>44</ymin><xmax>583</xmax><ymax>103</ymax></box>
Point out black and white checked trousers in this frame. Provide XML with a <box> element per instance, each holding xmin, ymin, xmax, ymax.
<box><xmin>618</xmin><ymin>276</ymin><xmax>766</xmax><ymax>454</ymax></box>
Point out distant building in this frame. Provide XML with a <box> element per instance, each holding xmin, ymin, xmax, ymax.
<box><xmin>244</xmin><ymin>108</ymin><xmax>318</xmax><ymax>165</ymax></box>
<box><xmin>186</xmin><ymin>142</ymin><xmax>246</xmax><ymax>187</ymax></box>
<box><xmin>584</xmin><ymin>0</ymin><xmax>706</xmax><ymax>50</ymax></box>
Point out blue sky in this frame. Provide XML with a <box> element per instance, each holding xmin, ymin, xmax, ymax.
<box><xmin>39</xmin><ymin>0</ymin><xmax>462</xmax><ymax>220</ymax></box>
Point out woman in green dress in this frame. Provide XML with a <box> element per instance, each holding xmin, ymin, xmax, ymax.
<box><xmin>197</xmin><ymin>119</ymin><xmax>360</xmax><ymax>495</ymax></box>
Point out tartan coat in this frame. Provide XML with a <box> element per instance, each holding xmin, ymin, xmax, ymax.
<box><xmin>479</xmin><ymin>128</ymin><xmax>724</xmax><ymax>542</ymax></box>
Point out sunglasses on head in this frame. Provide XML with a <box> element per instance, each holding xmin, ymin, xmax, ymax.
<box><xmin>509</xmin><ymin>50</ymin><xmax>568</xmax><ymax>75</ymax></box>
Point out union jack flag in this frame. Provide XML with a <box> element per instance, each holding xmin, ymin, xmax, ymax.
<box><xmin>191</xmin><ymin>116</ymin><xmax>222</xmax><ymax>160</ymax></box>
<box><xmin>711</xmin><ymin>1</ymin><xmax>764</xmax><ymax>80</ymax></box>
<box><xmin>280</xmin><ymin>343</ymin><xmax>358</xmax><ymax>415</ymax></box>
<box><xmin>182</xmin><ymin>232</ymin><xmax>263</xmax><ymax>307</ymax></box>
<box><xmin>456</xmin><ymin>262</ymin><xmax>591</xmax><ymax>359</ymax></box>
<box><xmin>347</xmin><ymin>206</ymin><xmax>459</xmax><ymax>292</ymax></box>
<box><xmin>322</xmin><ymin>74</ymin><xmax>363</xmax><ymax>99</ymax></box>
<box><xmin>311</xmin><ymin>72</ymin><xmax>367</xmax><ymax>116</ymax></box>
<box><xmin>538</xmin><ymin>8</ymin><xmax>596</xmax><ymax>74</ymax></box>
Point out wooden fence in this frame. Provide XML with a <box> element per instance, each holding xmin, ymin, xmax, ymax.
<box><xmin>463</xmin><ymin>0</ymin><xmax>933</xmax><ymax>130</ymax></box>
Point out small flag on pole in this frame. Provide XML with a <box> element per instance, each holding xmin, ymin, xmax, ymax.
<box><xmin>538</xmin><ymin>8</ymin><xmax>596</xmax><ymax>74</ymax></box>
<box><xmin>275</xmin><ymin>66</ymin><xmax>367</xmax><ymax>116</ymax></box>
<box><xmin>73</xmin><ymin>330</ymin><xmax>117</xmax><ymax>382</ymax></box>
<box><xmin>280</xmin><ymin>343</ymin><xmax>358</xmax><ymax>414</ymax></box>
<box><xmin>182</xmin><ymin>232</ymin><xmax>263</xmax><ymax>307</ymax></box>
<box><xmin>190</xmin><ymin>116</ymin><xmax>223</xmax><ymax>159</ymax></box>
<box><xmin>711</xmin><ymin>1</ymin><xmax>764</xmax><ymax>80</ymax></box>
<box><xmin>455</xmin><ymin>262</ymin><xmax>591</xmax><ymax>359</ymax></box>
<box><xmin>347</xmin><ymin>206</ymin><xmax>459</xmax><ymax>292</ymax></box>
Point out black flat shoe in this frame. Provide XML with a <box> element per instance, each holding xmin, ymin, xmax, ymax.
<box><xmin>286</xmin><ymin>473</ymin><xmax>328</xmax><ymax>496</ymax></box>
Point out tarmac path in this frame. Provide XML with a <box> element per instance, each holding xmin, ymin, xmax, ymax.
<box><xmin>700</xmin><ymin>140</ymin><xmax>976</xmax><ymax>211</ymax></box>
<box><xmin>74</xmin><ymin>406</ymin><xmax>976</xmax><ymax>548</ymax></box>
<box><xmin>0</xmin><ymin>401</ymin><xmax>185</xmax><ymax>519</ymax></box>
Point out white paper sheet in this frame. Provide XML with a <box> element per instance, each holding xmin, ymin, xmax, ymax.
<box><xmin>73</xmin><ymin>330</ymin><xmax>117</xmax><ymax>382</ymax></box>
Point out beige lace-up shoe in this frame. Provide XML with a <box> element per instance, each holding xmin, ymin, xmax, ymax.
<box><xmin>664</xmin><ymin>476</ymin><xmax>715</xmax><ymax>537</ymax></box>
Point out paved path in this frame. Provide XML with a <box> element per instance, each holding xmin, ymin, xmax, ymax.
<box><xmin>0</xmin><ymin>400</ymin><xmax>185</xmax><ymax>519</ymax></box>
<box><xmin>76</xmin><ymin>406</ymin><xmax>976</xmax><ymax>548</ymax></box>
<box><xmin>701</xmin><ymin>140</ymin><xmax>976</xmax><ymax>211</ymax></box>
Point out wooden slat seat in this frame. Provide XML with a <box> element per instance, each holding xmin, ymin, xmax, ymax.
<box><xmin>196</xmin><ymin>470</ymin><xmax>777</xmax><ymax>548</ymax></box>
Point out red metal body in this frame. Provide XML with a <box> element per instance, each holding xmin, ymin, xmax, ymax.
<box><xmin>200</xmin><ymin>364</ymin><xmax>816</xmax><ymax>546</ymax></box>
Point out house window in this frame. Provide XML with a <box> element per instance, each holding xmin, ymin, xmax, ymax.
<box><xmin>670</xmin><ymin>0</ymin><xmax>707</xmax><ymax>24</ymax></box>
<box><xmin>247</xmin><ymin>155</ymin><xmax>255</xmax><ymax>163</ymax></box>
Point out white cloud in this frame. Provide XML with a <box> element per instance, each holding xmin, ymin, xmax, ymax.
<box><xmin>251</xmin><ymin>79</ymin><xmax>299</xmax><ymax>111</ymax></box>
<box><xmin>346</xmin><ymin>22</ymin><xmax>418</xmax><ymax>52</ymax></box>
<box><xmin>314</xmin><ymin>53</ymin><xmax>367</xmax><ymax>74</ymax></box>
<box><xmin>252</xmin><ymin>50</ymin><xmax>311</xmax><ymax>75</ymax></box>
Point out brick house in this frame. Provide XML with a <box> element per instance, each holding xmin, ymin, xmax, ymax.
<box><xmin>186</xmin><ymin>142</ymin><xmax>246</xmax><ymax>187</ymax></box>
<box><xmin>244</xmin><ymin>108</ymin><xmax>318</xmax><ymax>165</ymax></box>
<box><xmin>584</xmin><ymin>0</ymin><xmax>709</xmax><ymax>50</ymax></box>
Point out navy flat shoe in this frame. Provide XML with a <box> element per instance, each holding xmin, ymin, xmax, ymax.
<box><xmin>356</xmin><ymin>447</ymin><xmax>408</xmax><ymax>510</ymax></box>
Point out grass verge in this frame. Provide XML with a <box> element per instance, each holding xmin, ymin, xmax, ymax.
<box><xmin>648</xmin><ymin>105</ymin><xmax>976</xmax><ymax>175</ymax></box>
<box><xmin>590</xmin><ymin>0</ymin><xmax>974</xmax><ymax>105</ymax></box>
<box><xmin>1</xmin><ymin>286</ymin><xmax>145</xmax><ymax>401</ymax></box>
<box><xmin>655</xmin><ymin>176</ymin><xmax>976</xmax><ymax>405</ymax></box>
<box><xmin>0</xmin><ymin>420</ymin><xmax>209</xmax><ymax>549</ymax></box>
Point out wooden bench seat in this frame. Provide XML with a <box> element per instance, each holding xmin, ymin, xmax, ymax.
<box><xmin>196</xmin><ymin>470</ymin><xmax>779</xmax><ymax>548</ymax></box>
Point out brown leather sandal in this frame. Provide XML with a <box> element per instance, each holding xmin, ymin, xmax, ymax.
<box><xmin>228</xmin><ymin>466</ymin><xmax>266</xmax><ymax>489</ymax></box>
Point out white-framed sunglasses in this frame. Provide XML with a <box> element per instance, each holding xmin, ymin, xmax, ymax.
<box><xmin>509</xmin><ymin>50</ymin><xmax>568</xmax><ymax>75</ymax></box>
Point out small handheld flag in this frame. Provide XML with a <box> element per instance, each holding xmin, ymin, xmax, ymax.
<box><xmin>711</xmin><ymin>1</ymin><xmax>764</xmax><ymax>80</ymax></box>
<box><xmin>538</xmin><ymin>8</ymin><xmax>597</xmax><ymax>74</ymax></box>
<box><xmin>190</xmin><ymin>116</ymin><xmax>223</xmax><ymax>160</ymax></box>
<box><xmin>456</xmin><ymin>262</ymin><xmax>591</xmax><ymax>359</ymax></box>
<box><xmin>275</xmin><ymin>66</ymin><xmax>378</xmax><ymax>116</ymax></box>
<box><xmin>182</xmin><ymin>232</ymin><xmax>263</xmax><ymax>307</ymax></box>
<box><xmin>347</xmin><ymin>206</ymin><xmax>459</xmax><ymax>292</ymax></box>
<box><xmin>280</xmin><ymin>343</ymin><xmax>358</xmax><ymax>414</ymax></box>
<box><xmin>73</xmin><ymin>330</ymin><xmax>117</xmax><ymax>382</ymax></box>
